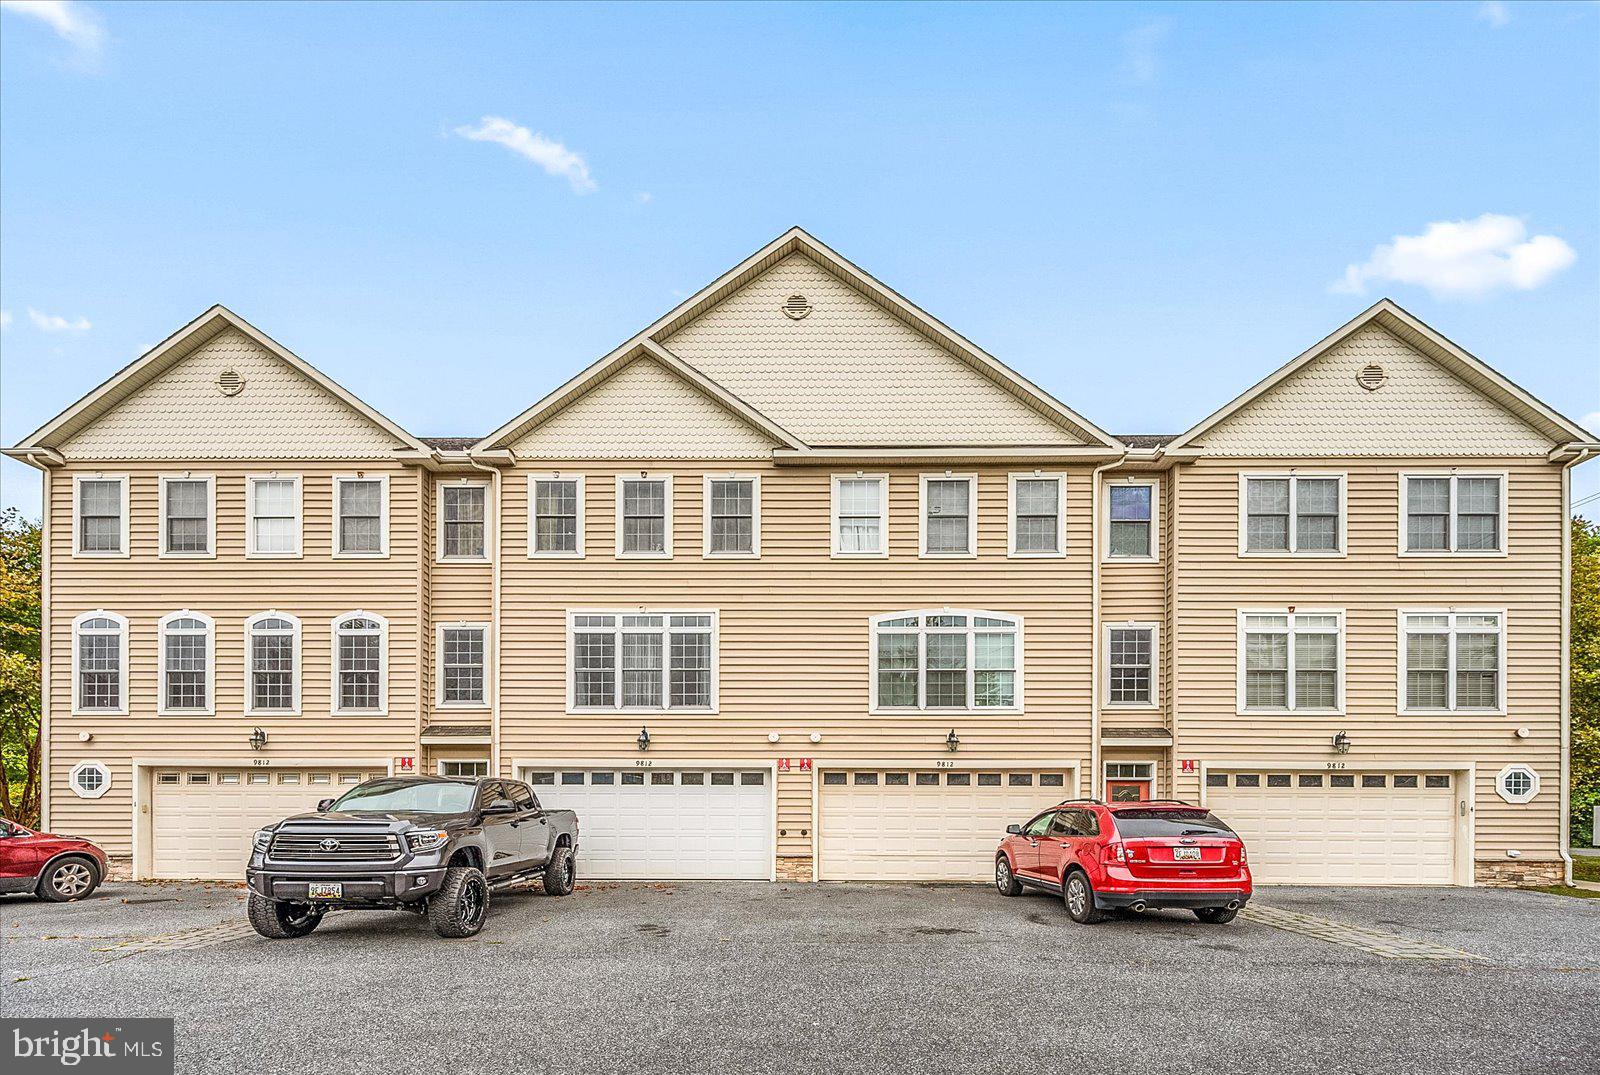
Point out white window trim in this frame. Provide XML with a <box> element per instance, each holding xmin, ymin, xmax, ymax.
<box><xmin>702</xmin><ymin>473</ymin><xmax>762</xmax><ymax>559</ymax></box>
<box><xmin>1495</xmin><ymin>763</ymin><xmax>1539</xmax><ymax>805</ymax></box>
<box><xmin>1007</xmin><ymin>472</ymin><xmax>1066</xmax><ymax>559</ymax></box>
<box><xmin>157</xmin><ymin>474</ymin><xmax>216</xmax><ymax>560</ymax></box>
<box><xmin>436</xmin><ymin>621</ymin><xmax>492</xmax><ymax>709</ymax></box>
<box><xmin>1237</xmin><ymin>471</ymin><xmax>1347</xmax><ymax>558</ymax></box>
<box><xmin>72</xmin><ymin>474</ymin><xmax>130</xmax><ymax>559</ymax></box>
<box><xmin>830</xmin><ymin>474</ymin><xmax>890</xmax><ymax>559</ymax></box>
<box><xmin>244</xmin><ymin>610</ymin><xmax>302</xmax><ymax>717</ymax></box>
<box><xmin>1103</xmin><ymin>760</ymin><xmax>1157</xmax><ymax>783</ymax></box>
<box><xmin>331</xmin><ymin>610</ymin><xmax>389</xmax><ymax>716</ymax></box>
<box><xmin>564</xmin><ymin>609</ymin><xmax>720</xmax><ymax>714</ymax></box>
<box><xmin>68</xmin><ymin>761</ymin><xmax>112</xmax><ymax>799</ymax></box>
<box><xmin>157</xmin><ymin>609</ymin><xmax>216</xmax><ymax>716</ymax></box>
<box><xmin>1103</xmin><ymin>476</ymin><xmax>1160</xmax><ymax>563</ymax></box>
<box><xmin>71</xmin><ymin>609</ymin><xmax>128</xmax><ymax>715</ymax></box>
<box><xmin>1235</xmin><ymin>608</ymin><xmax>1346</xmax><ymax>716</ymax></box>
<box><xmin>1104</xmin><ymin>621</ymin><xmax>1160</xmax><ymax>710</ymax></box>
<box><xmin>436</xmin><ymin>479</ymin><xmax>492</xmax><ymax>563</ymax></box>
<box><xmin>333</xmin><ymin>474</ymin><xmax>390</xmax><ymax>560</ymax></box>
<box><xmin>437</xmin><ymin>758</ymin><xmax>491</xmax><ymax>777</ymax></box>
<box><xmin>614</xmin><ymin>474</ymin><xmax>674</xmax><ymax>559</ymax></box>
<box><xmin>1396</xmin><ymin>608</ymin><xmax>1508</xmax><ymax>716</ymax></box>
<box><xmin>1398</xmin><ymin>471</ymin><xmax>1509</xmax><ymax>558</ymax></box>
<box><xmin>527</xmin><ymin>473</ymin><xmax>586</xmax><ymax>559</ymax></box>
<box><xmin>868</xmin><ymin>608</ymin><xmax>1025</xmax><ymax>715</ymax></box>
<box><xmin>245</xmin><ymin>474</ymin><xmax>303</xmax><ymax>559</ymax></box>
<box><xmin>918</xmin><ymin>473</ymin><xmax>978</xmax><ymax>559</ymax></box>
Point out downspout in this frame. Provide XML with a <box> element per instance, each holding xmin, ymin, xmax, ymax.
<box><xmin>1559</xmin><ymin>447</ymin><xmax>1595</xmax><ymax>885</ymax></box>
<box><xmin>40</xmin><ymin>465</ymin><xmax>52</xmax><ymax>830</ymax></box>
<box><xmin>1089</xmin><ymin>454</ymin><xmax>1126</xmax><ymax>800</ymax></box>
<box><xmin>466</xmin><ymin>456</ymin><xmax>504</xmax><ymax>777</ymax></box>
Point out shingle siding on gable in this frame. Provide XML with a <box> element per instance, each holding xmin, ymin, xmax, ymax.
<box><xmin>59</xmin><ymin>329</ymin><xmax>403</xmax><ymax>460</ymax></box>
<box><xmin>1194</xmin><ymin>325</ymin><xmax>1550</xmax><ymax>457</ymax></box>
<box><xmin>663</xmin><ymin>254</ymin><xmax>1089</xmax><ymax>447</ymax></box>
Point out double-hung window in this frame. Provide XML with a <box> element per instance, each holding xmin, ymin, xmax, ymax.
<box><xmin>567</xmin><ymin>611</ymin><xmax>716</xmax><ymax>711</ymax></box>
<box><xmin>333</xmin><ymin>612</ymin><xmax>387</xmax><ymax>714</ymax></box>
<box><xmin>335</xmin><ymin>476</ymin><xmax>388</xmax><ymax>557</ymax></box>
<box><xmin>246</xmin><ymin>612</ymin><xmax>300</xmax><ymax>715</ymax></box>
<box><xmin>160</xmin><ymin>476</ymin><xmax>214</xmax><ymax>557</ymax></box>
<box><xmin>1009</xmin><ymin>474</ymin><xmax>1063</xmax><ymax>557</ymax></box>
<box><xmin>438</xmin><ymin>482</ymin><xmax>488</xmax><ymax>560</ymax></box>
<box><xmin>704</xmin><ymin>475</ymin><xmax>759</xmax><ymax>557</ymax></box>
<box><xmin>529</xmin><ymin>475</ymin><xmax>584</xmax><ymax>557</ymax></box>
<box><xmin>439</xmin><ymin>624</ymin><xmax>489</xmax><ymax>707</ymax></box>
<box><xmin>72</xmin><ymin>611</ymin><xmax>127</xmax><ymax>714</ymax></box>
<box><xmin>872</xmin><ymin>610</ymin><xmax>1021</xmax><ymax>711</ymax></box>
<box><xmin>832</xmin><ymin>475</ymin><xmax>888</xmax><ymax>557</ymax></box>
<box><xmin>159</xmin><ymin>611</ymin><xmax>214</xmax><ymax>715</ymax></box>
<box><xmin>1401</xmin><ymin>473</ymin><xmax>1506</xmax><ymax>554</ymax></box>
<box><xmin>921</xmin><ymin>475</ymin><xmax>976</xmax><ymax>557</ymax></box>
<box><xmin>1400</xmin><ymin>611</ymin><xmax>1504</xmax><ymax>713</ymax></box>
<box><xmin>247</xmin><ymin>475</ymin><xmax>302</xmax><ymax>557</ymax></box>
<box><xmin>74</xmin><ymin>476</ymin><xmax>128</xmax><ymax>557</ymax></box>
<box><xmin>1238</xmin><ymin>610</ymin><xmax>1343</xmax><ymax>713</ymax></box>
<box><xmin>1106</xmin><ymin>623</ymin><xmax>1157</xmax><ymax>707</ymax></box>
<box><xmin>1240</xmin><ymin>473</ymin><xmax>1344</xmax><ymax>555</ymax></box>
<box><xmin>1106</xmin><ymin>480</ymin><xmax>1157</xmax><ymax>561</ymax></box>
<box><xmin>616</xmin><ymin>477</ymin><xmax>671</xmax><ymax>558</ymax></box>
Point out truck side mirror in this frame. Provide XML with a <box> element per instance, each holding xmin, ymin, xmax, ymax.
<box><xmin>483</xmin><ymin>799</ymin><xmax>517</xmax><ymax>815</ymax></box>
<box><xmin>1006</xmin><ymin>824</ymin><xmax>1022</xmax><ymax>835</ymax></box>
<box><xmin>317</xmin><ymin>798</ymin><xmax>336</xmax><ymax>812</ymax></box>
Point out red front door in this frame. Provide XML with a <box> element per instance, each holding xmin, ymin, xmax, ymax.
<box><xmin>1107</xmin><ymin>780</ymin><xmax>1150</xmax><ymax>802</ymax></box>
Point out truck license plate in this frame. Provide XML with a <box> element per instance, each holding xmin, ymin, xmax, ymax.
<box><xmin>307</xmin><ymin>882</ymin><xmax>343</xmax><ymax>899</ymax></box>
<box><xmin>1172</xmin><ymin>848</ymin><xmax>1202</xmax><ymax>861</ymax></box>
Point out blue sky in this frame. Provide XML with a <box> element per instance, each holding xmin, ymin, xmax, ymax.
<box><xmin>2</xmin><ymin>0</ymin><xmax>1596</xmax><ymax>516</ymax></box>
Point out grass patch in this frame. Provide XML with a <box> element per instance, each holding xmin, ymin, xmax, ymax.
<box><xmin>1528</xmin><ymin>884</ymin><xmax>1600</xmax><ymax>900</ymax></box>
<box><xmin>1572</xmin><ymin>857</ymin><xmax>1600</xmax><ymax>884</ymax></box>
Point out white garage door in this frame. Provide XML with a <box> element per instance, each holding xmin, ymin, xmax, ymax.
<box><xmin>1206</xmin><ymin>770</ymin><xmax>1458</xmax><ymax>885</ymax></box>
<box><xmin>525</xmin><ymin>768</ymin><xmax>772</xmax><ymax>880</ymax></box>
<box><xmin>818</xmin><ymin>769</ymin><xmax>1074</xmax><ymax>882</ymax></box>
<box><xmin>150</xmin><ymin>768</ymin><xmax>382</xmax><ymax>880</ymax></box>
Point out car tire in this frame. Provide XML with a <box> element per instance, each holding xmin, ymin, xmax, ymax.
<box><xmin>1194</xmin><ymin>906</ymin><xmax>1240</xmax><ymax>924</ymax></box>
<box><xmin>1063</xmin><ymin>871</ymin><xmax>1105</xmax><ymax>924</ymax></box>
<box><xmin>36</xmin><ymin>857</ymin><xmax>99</xmax><ymax>902</ymax></box>
<box><xmin>542</xmin><ymin>845</ymin><xmax>575</xmax><ymax>897</ymax></box>
<box><xmin>247</xmin><ymin>893</ymin><xmax>324</xmax><ymax>939</ymax></box>
<box><xmin>994</xmin><ymin>855</ymin><xmax>1023</xmax><ymax>897</ymax></box>
<box><xmin>429</xmin><ymin>865</ymin><xmax>490</xmax><ymax>938</ymax></box>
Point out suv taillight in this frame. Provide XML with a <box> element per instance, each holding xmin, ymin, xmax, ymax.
<box><xmin>1103</xmin><ymin>842</ymin><xmax>1132</xmax><ymax>866</ymax></box>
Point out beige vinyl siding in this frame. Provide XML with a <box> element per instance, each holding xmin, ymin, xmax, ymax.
<box><xmin>498</xmin><ymin>462</ymin><xmax>1098</xmax><ymax>862</ymax></box>
<box><xmin>1172</xmin><ymin>456</ymin><xmax>1563</xmax><ymax>861</ymax></box>
<box><xmin>47</xmin><ymin>459</ymin><xmax>424</xmax><ymax>858</ymax></box>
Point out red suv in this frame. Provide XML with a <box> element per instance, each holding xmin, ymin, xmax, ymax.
<box><xmin>995</xmin><ymin>800</ymin><xmax>1250</xmax><ymax>924</ymax></box>
<box><xmin>0</xmin><ymin>817</ymin><xmax>108</xmax><ymax>902</ymax></box>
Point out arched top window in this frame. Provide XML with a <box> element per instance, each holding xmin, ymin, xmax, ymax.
<box><xmin>72</xmin><ymin>610</ymin><xmax>127</xmax><ymax>714</ymax></box>
<box><xmin>247</xmin><ymin>612</ymin><xmax>301</xmax><ymax>715</ymax></box>
<box><xmin>159</xmin><ymin>610</ymin><xmax>214</xmax><ymax>715</ymax></box>
<box><xmin>333</xmin><ymin>612</ymin><xmax>387</xmax><ymax>715</ymax></box>
<box><xmin>870</xmin><ymin>610</ymin><xmax>1022</xmax><ymax>712</ymax></box>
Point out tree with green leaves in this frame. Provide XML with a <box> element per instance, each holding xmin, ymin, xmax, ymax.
<box><xmin>0</xmin><ymin>508</ymin><xmax>42</xmax><ymax>826</ymax></box>
<box><xmin>1572</xmin><ymin>516</ymin><xmax>1599</xmax><ymax>849</ymax></box>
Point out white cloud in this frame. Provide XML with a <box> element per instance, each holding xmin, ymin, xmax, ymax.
<box><xmin>1476</xmin><ymin>1</ymin><xmax>1510</xmax><ymax>28</ymax></box>
<box><xmin>634</xmin><ymin>191</ymin><xmax>654</xmax><ymax>205</ymax></box>
<box><xmin>0</xmin><ymin>310</ymin><xmax>11</xmax><ymax>330</ymax></box>
<box><xmin>1332</xmin><ymin>214</ymin><xmax>1576</xmax><ymax>299</ymax></box>
<box><xmin>453</xmin><ymin>116</ymin><xmax>596</xmax><ymax>193</ymax></box>
<box><xmin>27</xmin><ymin>307</ymin><xmax>90</xmax><ymax>332</ymax></box>
<box><xmin>1122</xmin><ymin>20</ymin><xmax>1169</xmax><ymax>84</ymax></box>
<box><xmin>0</xmin><ymin>1</ymin><xmax>105</xmax><ymax>58</ymax></box>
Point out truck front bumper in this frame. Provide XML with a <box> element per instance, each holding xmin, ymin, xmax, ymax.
<box><xmin>247</xmin><ymin>865</ymin><xmax>449</xmax><ymax>906</ymax></box>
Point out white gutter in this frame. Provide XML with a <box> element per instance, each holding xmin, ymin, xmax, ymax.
<box><xmin>1559</xmin><ymin>446</ymin><xmax>1595</xmax><ymax>885</ymax></box>
<box><xmin>1089</xmin><ymin>453</ymin><xmax>1128</xmax><ymax>799</ymax></box>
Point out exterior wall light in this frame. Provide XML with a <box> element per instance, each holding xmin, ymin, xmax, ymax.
<box><xmin>946</xmin><ymin>729</ymin><xmax>960</xmax><ymax>752</ymax></box>
<box><xmin>249</xmin><ymin>727</ymin><xmax>268</xmax><ymax>751</ymax></box>
<box><xmin>637</xmin><ymin>726</ymin><xmax>651</xmax><ymax>751</ymax></box>
<box><xmin>767</xmin><ymin>732</ymin><xmax>781</xmax><ymax>743</ymax></box>
<box><xmin>1332</xmin><ymin>731</ymin><xmax>1351</xmax><ymax>754</ymax></box>
<box><xmin>810</xmin><ymin>732</ymin><xmax>822</xmax><ymax>744</ymax></box>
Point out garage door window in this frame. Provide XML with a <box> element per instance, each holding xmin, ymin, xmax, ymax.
<box><xmin>568</xmin><ymin>612</ymin><xmax>717</xmax><ymax>711</ymax></box>
<box><xmin>1401</xmin><ymin>611</ymin><xmax>1504</xmax><ymax>713</ymax></box>
<box><xmin>872</xmin><ymin>610</ymin><xmax>1021</xmax><ymax>712</ymax></box>
<box><xmin>1238</xmin><ymin>611</ymin><xmax>1343</xmax><ymax>713</ymax></box>
<box><xmin>159</xmin><ymin>612</ymin><xmax>214</xmax><ymax>715</ymax></box>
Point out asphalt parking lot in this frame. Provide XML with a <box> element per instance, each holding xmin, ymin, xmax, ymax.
<box><xmin>3</xmin><ymin>881</ymin><xmax>1597</xmax><ymax>1074</ymax></box>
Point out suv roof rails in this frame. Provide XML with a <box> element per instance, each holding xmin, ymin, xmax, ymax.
<box><xmin>1115</xmin><ymin>799</ymin><xmax>1196</xmax><ymax>808</ymax></box>
<box><xmin>1055</xmin><ymin>798</ymin><xmax>1104</xmax><ymax>806</ymax></box>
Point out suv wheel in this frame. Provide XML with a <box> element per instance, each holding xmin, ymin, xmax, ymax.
<box><xmin>37</xmin><ymin>857</ymin><xmax>99</xmax><ymax>902</ymax></box>
<box><xmin>1063</xmin><ymin>871</ymin><xmax>1105</xmax><ymax>924</ymax></box>
<box><xmin>247</xmin><ymin>893</ymin><xmax>324</xmax><ymax>939</ymax></box>
<box><xmin>429</xmin><ymin>865</ymin><xmax>489</xmax><ymax>938</ymax></box>
<box><xmin>543</xmin><ymin>846</ymin><xmax>575</xmax><ymax>897</ymax></box>
<box><xmin>1194</xmin><ymin>906</ymin><xmax>1240</xmax><ymax>924</ymax></box>
<box><xmin>994</xmin><ymin>855</ymin><xmax>1023</xmax><ymax>897</ymax></box>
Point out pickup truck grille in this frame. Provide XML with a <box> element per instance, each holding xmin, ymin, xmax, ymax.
<box><xmin>269</xmin><ymin>832</ymin><xmax>402</xmax><ymax>861</ymax></box>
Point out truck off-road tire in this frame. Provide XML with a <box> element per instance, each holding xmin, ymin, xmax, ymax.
<box><xmin>542</xmin><ymin>846</ymin><xmax>575</xmax><ymax>896</ymax></box>
<box><xmin>994</xmin><ymin>855</ymin><xmax>1023</xmax><ymax>897</ymax></box>
<box><xmin>1194</xmin><ymin>906</ymin><xmax>1240</xmax><ymax>924</ymax></box>
<box><xmin>36</xmin><ymin>857</ymin><xmax>99</xmax><ymax>902</ymax></box>
<box><xmin>429</xmin><ymin>865</ymin><xmax>489</xmax><ymax>937</ymax></box>
<box><xmin>1063</xmin><ymin>871</ymin><xmax>1105</xmax><ymax>924</ymax></box>
<box><xmin>247</xmin><ymin>893</ymin><xmax>324</xmax><ymax>938</ymax></box>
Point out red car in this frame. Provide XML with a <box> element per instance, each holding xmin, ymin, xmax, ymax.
<box><xmin>0</xmin><ymin>817</ymin><xmax>108</xmax><ymax>902</ymax></box>
<box><xmin>995</xmin><ymin>799</ymin><xmax>1250</xmax><ymax>924</ymax></box>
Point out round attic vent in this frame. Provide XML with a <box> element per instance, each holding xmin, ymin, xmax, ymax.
<box><xmin>781</xmin><ymin>294</ymin><xmax>812</xmax><ymax>320</ymax></box>
<box><xmin>216</xmin><ymin>369</ymin><xmax>245</xmax><ymax>396</ymax></box>
<box><xmin>1355</xmin><ymin>363</ymin><xmax>1387</xmax><ymax>391</ymax></box>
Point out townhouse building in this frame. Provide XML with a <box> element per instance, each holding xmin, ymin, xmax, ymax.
<box><xmin>8</xmin><ymin>229</ymin><xmax>1595</xmax><ymax>888</ymax></box>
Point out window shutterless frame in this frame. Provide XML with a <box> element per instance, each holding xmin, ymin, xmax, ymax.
<box><xmin>868</xmin><ymin>608</ymin><xmax>1024</xmax><ymax>713</ymax></box>
<box><xmin>614</xmin><ymin>474</ymin><xmax>674</xmax><ymax>559</ymax></box>
<box><xmin>437</xmin><ymin>758</ymin><xmax>491</xmax><ymax>778</ymax></box>
<box><xmin>332</xmin><ymin>474</ymin><xmax>390</xmax><ymax>559</ymax></box>
<box><xmin>564</xmin><ymin>609</ymin><xmax>719</xmax><ymax>713</ymax></box>
<box><xmin>1398</xmin><ymin>471</ymin><xmax>1508</xmax><ymax>557</ymax></box>
<box><xmin>244</xmin><ymin>611</ymin><xmax>302</xmax><ymax>716</ymax></box>
<box><xmin>830</xmin><ymin>474</ymin><xmax>889</xmax><ymax>558</ymax></box>
<box><xmin>436</xmin><ymin>479</ymin><xmax>491</xmax><ymax>562</ymax></box>
<box><xmin>918</xmin><ymin>474</ymin><xmax>978</xmax><ymax>559</ymax></box>
<box><xmin>1007</xmin><ymin>472</ymin><xmax>1065</xmax><ymax>558</ymax></box>
<box><xmin>435</xmin><ymin>622</ymin><xmax>491</xmax><ymax>709</ymax></box>
<box><xmin>157</xmin><ymin>474</ymin><xmax>216</xmax><ymax>559</ymax></box>
<box><xmin>1102</xmin><ymin>477</ymin><xmax>1159</xmax><ymax>563</ymax></box>
<box><xmin>72</xmin><ymin>474</ymin><xmax>129</xmax><ymax>559</ymax></box>
<box><xmin>330</xmin><ymin>611</ymin><xmax>389</xmax><ymax>715</ymax></box>
<box><xmin>1396</xmin><ymin>608</ymin><xmax>1507</xmax><ymax>715</ymax></box>
<box><xmin>702</xmin><ymin>473</ymin><xmax>761</xmax><ymax>559</ymax></box>
<box><xmin>1495</xmin><ymin>763</ymin><xmax>1538</xmax><ymax>804</ymax></box>
<box><xmin>1237</xmin><ymin>471</ymin><xmax>1347</xmax><ymax>557</ymax></box>
<box><xmin>527</xmin><ymin>473</ymin><xmax>586</xmax><ymax>559</ymax></box>
<box><xmin>69</xmin><ymin>761</ymin><xmax>113</xmax><ymax>799</ymax></box>
<box><xmin>1103</xmin><ymin>621</ymin><xmax>1160</xmax><ymax>709</ymax></box>
<box><xmin>245</xmin><ymin>474</ymin><xmax>303</xmax><ymax>559</ymax></box>
<box><xmin>157</xmin><ymin>609</ymin><xmax>215</xmax><ymax>716</ymax></box>
<box><xmin>71</xmin><ymin>609</ymin><xmax>128</xmax><ymax>715</ymax></box>
<box><xmin>1234</xmin><ymin>608</ymin><xmax>1345</xmax><ymax>715</ymax></box>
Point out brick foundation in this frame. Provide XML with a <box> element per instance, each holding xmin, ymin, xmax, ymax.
<box><xmin>1474</xmin><ymin>859</ymin><xmax>1564</xmax><ymax>887</ymax></box>
<box><xmin>776</xmin><ymin>856</ymin><xmax>813</xmax><ymax>882</ymax></box>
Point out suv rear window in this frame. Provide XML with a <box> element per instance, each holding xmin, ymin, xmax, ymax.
<box><xmin>1111</xmin><ymin>809</ymin><xmax>1237</xmax><ymax>839</ymax></box>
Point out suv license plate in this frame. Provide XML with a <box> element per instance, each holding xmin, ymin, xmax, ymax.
<box><xmin>307</xmin><ymin>882</ymin><xmax>343</xmax><ymax>899</ymax></box>
<box><xmin>1172</xmin><ymin>848</ymin><xmax>1202</xmax><ymax>861</ymax></box>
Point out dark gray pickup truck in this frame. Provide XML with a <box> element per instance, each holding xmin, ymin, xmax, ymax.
<box><xmin>246</xmin><ymin>775</ymin><xmax>579</xmax><ymax>939</ymax></box>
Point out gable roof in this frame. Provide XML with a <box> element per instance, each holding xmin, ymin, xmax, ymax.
<box><xmin>10</xmin><ymin>305</ymin><xmax>431</xmax><ymax>456</ymax></box>
<box><xmin>476</xmin><ymin>227</ymin><xmax>1121</xmax><ymax>453</ymax></box>
<box><xmin>1165</xmin><ymin>298</ymin><xmax>1598</xmax><ymax>453</ymax></box>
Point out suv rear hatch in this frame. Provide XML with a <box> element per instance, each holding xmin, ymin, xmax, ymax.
<box><xmin>1107</xmin><ymin>808</ymin><xmax>1245</xmax><ymax>883</ymax></box>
